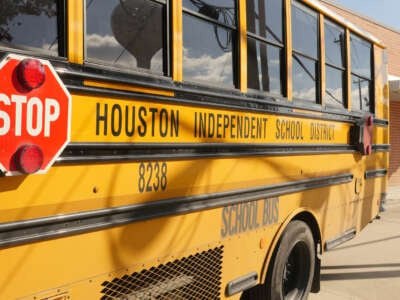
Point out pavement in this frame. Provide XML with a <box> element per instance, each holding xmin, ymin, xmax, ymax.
<box><xmin>309</xmin><ymin>188</ymin><xmax>400</xmax><ymax>300</ymax></box>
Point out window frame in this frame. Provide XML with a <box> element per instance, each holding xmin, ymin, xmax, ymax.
<box><xmin>246</xmin><ymin>0</ymin><xmax>285</xmax><ymax>97</ymax></box>
<box><xmin>349</xmin><ymin>32</ymin><xmax>374</xmax><ymax>113</ymax></box>
<box><xmin>324</xmin><ymin>18</ymin><xmax>346</xmax><ymax>110</ymax></box>
<box><xmin>290</xmin><ymin>0</ymin><xmax>320</xmax><ymax>106</ymax></box>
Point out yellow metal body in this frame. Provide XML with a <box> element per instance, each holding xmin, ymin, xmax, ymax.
<box><xmin>0</xmin><ymin>0</ymin><xmax>389</xmax><ymax>299</ymax></box>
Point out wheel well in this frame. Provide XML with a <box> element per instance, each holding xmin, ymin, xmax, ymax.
<box><xmin>293</xmin><ymin>212</ymin><xmax>321</xmax><ymax>254</ymax></box>
<box><xmin>262</xmin><ymin>211</ymin><xmax>322</xmax><ymax>294</ymax></box>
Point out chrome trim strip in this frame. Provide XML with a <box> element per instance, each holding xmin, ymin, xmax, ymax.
<box><xmin>324</xmin><ymin>227</ymin><xmax>356</xmax><ymax>251</ymax></box>
<box><xmin>225</xmin><ymin>272</ymin><xmax>258</xmax><ymax>296</ymax></box>
<box><xmin>365</xmin><ymin>169</ymin><xmax>387</xmax><ymax>179</ymax></box>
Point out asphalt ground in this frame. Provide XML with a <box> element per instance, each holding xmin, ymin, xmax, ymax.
<box><xmin>309</xmin><ymin>197</ymin><xmax>400</xmax><ymax>300</ymax></box>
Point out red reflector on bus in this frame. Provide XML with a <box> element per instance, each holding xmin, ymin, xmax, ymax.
<box><xmin>366</xmin><ymin>144</ymin><xmax>372</xmax><ymax>155</ymax></box>
<box><xmin>17</xmin><ymin>59</ymin><xmax>46</xmax><ymax>90</ymax></box>
<box><xmin>15</xmin><ymin>144</ymin><xmax>44</xmax><ymax>174</ymax></box>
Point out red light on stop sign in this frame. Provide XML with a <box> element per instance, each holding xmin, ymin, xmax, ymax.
<box><xmin>17</xmin><ymin>58</ymin><xmax>46</xmax><ymax>90</ymax></box>
<box><xmin>14</xmin><ymin>144</ymin><xmax>44</xmax><ymax>174</ymax></box>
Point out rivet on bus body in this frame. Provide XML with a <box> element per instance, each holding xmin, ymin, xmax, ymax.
<box><xmin>93</xmin><ymin>186</ymin><xmax>99</xmax><ymax>193</ymax></box>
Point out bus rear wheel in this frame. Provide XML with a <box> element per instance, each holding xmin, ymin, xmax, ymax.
<box><xmin>268</xmin><ymin>220</ymin><xmax>315</xmax><ymax>300</ymax></box>
<box><xmin>241</xmin><ymin>220</ymin><xmax>315</xmax><ymax>300</ymax></box>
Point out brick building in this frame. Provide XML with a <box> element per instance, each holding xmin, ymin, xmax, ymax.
<box><xmin>320</xmin><ymin>0</ymin><xmax>400</xmax><ymax>187</ymax></box>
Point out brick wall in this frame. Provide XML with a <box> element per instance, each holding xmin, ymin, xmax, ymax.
<box><xmin>320</xmin><ymin>0</ymin><xmax>400</xmax><ymax>77</ymax></box>
<box><xmin>389</xmin><ymin>102</ymin><xmax>400</xmax><ymax>185</ymax></box>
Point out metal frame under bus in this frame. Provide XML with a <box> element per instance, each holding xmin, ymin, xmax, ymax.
<box><xmin>0</xmin><ymin>0</ymin><xmax>388</xmax><ymax>299</ymax></box>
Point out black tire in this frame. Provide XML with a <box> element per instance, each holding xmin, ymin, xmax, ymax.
<box><xmin>268</xmin><ymin>220</ymin><xmax>315</xmax><ymax>300</ymax></box>
<box><xmin>241</xmin><ymin>220</ymin><xmax>315</xmax><ymax>300</ymax></box>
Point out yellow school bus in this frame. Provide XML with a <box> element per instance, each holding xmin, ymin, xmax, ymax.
<box><xmin>0</xmin><ymin>0</ymin><xmax>389</xmax><ymax>299</ymax></box>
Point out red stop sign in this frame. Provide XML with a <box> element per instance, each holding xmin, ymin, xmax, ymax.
<box><xmin>0</xmin><ymin>54</ymin><xmax>71</xmax><ymax>175</ymax></box>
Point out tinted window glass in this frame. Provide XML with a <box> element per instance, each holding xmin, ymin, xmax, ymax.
<box><xmin>325</xmin><ymin>20</ymin><xmax>345</xmax><ymax>67</ymax></box>
<box><xmin>292</xmin><ymin>54</ymin><xmax>317</xmax><ymax>102</ymax></box>
<box><xmin>351</xmin><ymin>34</ymin><xmax>371</xmax><ymax>79</ymax></box>
<box><xmin>247</xmin><ymin>37</ymin><xmax>281</xmax><ymax>94</ymax></box>
<box><xmin>183</xmin><ymin>14</ymin><xmax>235</xmax><ymax>87</ymax></box>
<box><xmin>183</xmin><ymin>0</ymin><xmax>236</xmax><ymax>26</ymax></box>
<box><xmin>325</xmin><ymin>66</ymin><xmax>344</xmax><ymax>108</ymax></box>
<box><xmin>291</xmin><ymin>1</ymin><xmax>318</xmax><ymax>58</ymax></box>
<box><xmin>246</xmin><ymin>0</ymin><xmax>283</xmax><ymax>43</ymax></box>
<box><xmin>351</xmin><ymin>75</ymin><xmax>371</xmax><ymax>112</ymax></box>
<box><xmin>0</xmin><ymin>0</ymin><xmax>60</xmax><ymax>55</ymax></box>
<box><xmin>86</xmin><ymin>0</ymin><xmax>165</xmax><ymax>74</ymax></box>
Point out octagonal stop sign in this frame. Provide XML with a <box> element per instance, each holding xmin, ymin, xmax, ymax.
<box><xmin>0</xmin><ymin>54</ymin><xmax>71</xmax><ymax>175</ymax></box>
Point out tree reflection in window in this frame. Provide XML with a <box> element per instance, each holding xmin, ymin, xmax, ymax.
<box><xmin>247</xmin><ymin>0</ymin><xmax>283</xmax><ymax>95</ymax></box>
<box><xmin>182</xmin><ymin>0</ymin><xmax>237</xmax><ymax>87</ymax></box>
<box><xmin>0</xmin><ymin>0</ymin><xmax>60</xmax><ymax>55</ymax></box>
<box><xmin>324</xmin><ymin>19</ymin><xmax>345</xmax><ymax>109</ymax></box>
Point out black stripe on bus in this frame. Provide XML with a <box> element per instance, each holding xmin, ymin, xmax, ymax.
<box><xmin>55</xmin><ymin>62</ymin><xmax>386</xmax><ymax>126</ymax></box>
<box><xmin>0</xmin><ymin>173</ymin><xmax>353</xmax><ymax>248</ymax></box>
<box><xmin>373</xmin><ymin>118</ymin><xmax>389</xmax><ymax>127</ymax></box>
<box><xmin>57</xmin><ymin>143</ymin><xmax>389</xmax><ymax>164</ymax></box>
<box><xmin>67</xmin><ymin>83</ymin><xmax>379</xmax><ymax>126</ymax></box>
<box><xmin>365</xmin><ymin>169</ymin><xmax>387</xmax><ymax>179</ymax></box>
<box><xmin>372</xmin><ymin>144</ymin><xmax>390</xmax><ymax>152</ymax></box>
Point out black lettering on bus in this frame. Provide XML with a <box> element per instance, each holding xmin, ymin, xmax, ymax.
<box><xmin>256</xmin><ymin>117</ymin><xmax>262</xmax><ymax>139</ymax></box>
<box><xmin>230</xmin><ymin>115</ymin><xmax>236</xmax><ymax>138</ymax></box>
<box><xmin>96</xmin><ymin>103</ymin><xmax>108</xmax><ymax>135</ymax></box>
<box><xmin>244</xmin><ymin>117</ymin><xmax>250</xmax><ymax>138</ymax></box>
<box><xmin>217</xmin><ymin>114</ymin><xmax>222</xmax><ymax>138</ymax></box>
<box><xmin>208</xmin><ymin>113</ymin><xmax>215</xmax><ymax>138</ymax></box>
<box><xmin>138</xmin><ymin>162</ymin><xmax>168</xmax><ymax>193</ymax></box>
<box><xmin>149</xmin><ymin>107</ymin><xmax>158</xmax><ymax>137</ymax></box>
<box><xmin>159</xmin><ymin>109</ymin><xmax>168</xmax><ymax>137</ymax></box>
<box><xmin>223</xmin><ymin>115</ymin><xmax>229</xmax><ymax>138</ymax></box>
<box><xmin>276</xmin><ymin>119</ymin><xmax>281</xmax><ymax>139</ymax></box>
<box><xmin>170</xmin><ymin>110</ymin><xmax>179</xmax><ymax>137</ymax></box>
<box><xmin>251</xmin><ymin>117</ymin><xmax>256</xmax><ymax>139</ymax></box>
<box><xmin>138</xmin><ymin>106</ymin><xmax>147</xmax><ymax>137</ymax></box>
<box><xmin>237</xmin><ymin>116</ymin><xmax>243</xmax><ymax>138</ymax></box>
<box><xmin>111</xmin><ymin>104</ymin><xmax>122</xmax><ymax>136</ymax></box>
<box><xmin>125</xmin><ymin>105</ymin><xmax>135</xmax><ymax>137</ymax></box>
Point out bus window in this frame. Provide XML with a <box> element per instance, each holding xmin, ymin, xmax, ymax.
<box><xmin>324</xmin><ymin>19</ymin><xmax>345</xmax><ymax>109</ymax></box>
<box><xmin>350</xmin><ymin>34</ymin><xmax>372</xmax><ymax>112</ymax></box>
<box><xmin>0</xmin><ymin>0</ymin><xmax>62</xmax><ymax>56</ymax></box>
<box><xmin>247</xmin><ymin>0</ymin><xmax>284</xmax><ymax>95</ymax></box>
<box><xmin>182</xmin><ymin>0</ymin><xmax>237</xmax><ymax>88</ymax></box>
<box><xmin>291</xmin><ymin>0</ymin><xmax>319</xmax><ymax>103</ymax></box>
<box><xmin>86</xmin><ymin>0</ymin><xmax>167</xmax><ymax>74</ymax></box>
